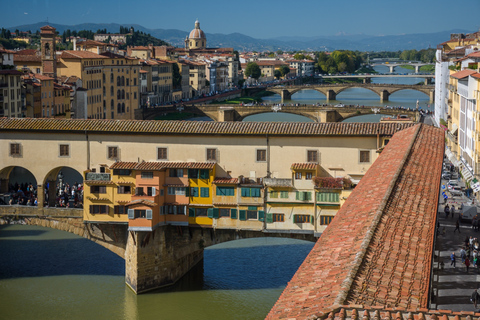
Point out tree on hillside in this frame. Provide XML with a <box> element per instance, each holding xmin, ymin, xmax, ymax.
<box><xmin>172</xmin><ymin>63</ymin><xmax>182</xmax><ymax>89</ymax></box>
<box><xmin>244</xmin><ymin>62</ymin><xmax>261</xmax><ymax>79</ymax></box>
<box><xmin>274</xmin><ymin>70</ymin><xmax>281</xmax><ymax>79</ymax></box>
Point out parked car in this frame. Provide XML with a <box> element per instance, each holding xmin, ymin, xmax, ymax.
<box><xmin>450</xmin><ymin>186</ymin><xmax>463</xmax><ymax>197</ymax></box>
<box><xmin>448</xmin><ymin>180</ymin><xmax>460</xmax><ymax>191</ymax></box>
<box><xmin>442</xmin><ymin>172</ymin><xmax>451</xmax><ymax>180</ymax></box>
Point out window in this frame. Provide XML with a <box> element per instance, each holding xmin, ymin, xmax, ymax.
<box><xmin>320</xmin><ymin>215</ymin><xmax>334</xmax><ymax>225</ymax></box>
<box><xmin>90</xmin><ymin>205</ymin><xmax>109</xmax><ymax>214</ymax></box>
<box><xmin>135</xmin><ymin>187</ymin><xmax>144</xmax><ymax>195</ymax></box>
<box><xmin>306</xmin><ymin>172</ymin><xmax>313</xmax><ymax>180</ymax></box>
<box><xmin>206</xmin><ymin>148</ymin><xmax>217</xmax><ymax>161</ymax></box>
<box><xmin>107</xmin><ymin>146</ymin><xmax>118</xmax><ymax>160</ymax></box>
<box><xmin>10</xmin><ymin>143</ymin><xmax>21</xmax><ymax>156</ymax></box>
<box><xmin>90</xmin><ymin>186</ymin><xmax>106</xmax><ymax>194</ymax></box>
<box><xmin>219</xmin><ymin>208</ymin><xmax>230</xmax><ymax>217</ymax></box>
<box><xmin>196</xmin><ymin>208</ymin><xmax>207</xmax><ymax>216</ymax></box>
<box><xmin>168</xmin><ymin>187</ymin><xmax>186</xmax><ymax>195</ymax></box>
<box><xmin>294</xmin><ymin>214</ymin><xmax>312</xmax><ymax>223</ymax></box>
<box><xmin>190</xmin><ymin>187</ymin><xmax>199</xmax><ymax>197</ymax></box>
<box><xmin>117</xmin><ymin>186</ymin><xmax>131</xmax><ymax>194</ymax></box>
<box><xmin>59</xmin><ymin>144</ymin><xmax>69</xmax><ymax>157</ymax></box>
<box><xmin>114</xmin><ymin>205</ymin><xmax>127</xmax><ymax>214</ymax></box>
<box><xmin>200</xmin><ymin>169</ymin><xmax>209</xmax><ymax>179</ymax></box>
<box><xmin>317</xmin><ymin>192</ymin><xmax>339</xmax><ymax>203</ymax></box>
<box><xmin>134</xmin><ymin>210</ymin><xmax>146</xmax><ymax>218</ymax></box>
<box><xmin>266</xmin><ymin>213</ymin><xmax>285</xmax><ymax>223</ymax></box>
<box><xmin>296</xmin><ymin>191</ymin><xmax>312</xmax><ymax>201</ymax></box>
<box><xmin>169</xmin><ymin>169</ymin><xmax>184</xmax><ymax>177</ymax></box>
<box><xmin>280</xmin><ymin>191</ymin><xmax>289</xmax><ymax>198</ymax></box>
<box><xmin>141</xmin><ymin>171</ymin><xmax>154</xmax><ymax>179</ymax></box>
<box><xmin>188</xmin><ymin>169</ymin><xmax>199</xmax><ymax>179</ymax></box>
<box><xmin>147</xmin><ymin>187</ymin><xmax>156</xmax><ymax>196</ymax></box>
<box><xmin>360</xmin><ymin>150</ymin><xmax>370</xmax><ymax>163</ymax></box>
<box><xmin>200</xmin><ymin>187</ymin><xmax>209</xmax><ymax>198</ymax></box>
<box><xmin>157</xmin><ymin>147</ymin><xmax>167</xmax><ymax>160</ymax></box>
<box><xmin>307</xmin><ymin>150</ymin><xmax>318</xmax><ymax>163</ymax></box>
<box><xmin>164</xmin><ymin>205</ymin><xmax>186</xmax><ymax>215</ymax></box>
<box><xmin>270</xmin><ymin>191</ymin><xmax>278</xmax><ymax>198</ymax></box>
<box><xmin>256</xmin><ymin>149</ymin><xmax>266</xmax><ymax>162</ymax></box>
<box><xmin>295</xmin><ymin>172</ymin><xmax>302</xmax><ymax>179</ymax></box>
<box><xmin>216</xmin><ymin>186</ymin><xmax>234</xmax><ymax>196</ymax></box>
<box><xmin>383</xmin><ymin>139</ymin><xmax>390</xmax><ymax>146</ymax></box>
<box><xmin>241</xmin><ymin>187</ymin><xmax>261</xmax><ymax>197</ymax></box>
<box><xmin>113</xmin><ymin>169</ymin><xmax>131</xmax><ymax>176</ymax></box>
<box><xmin>247</xmin><ymin>210</ymin><xmax>257</xmax><ymax>220</ymax></box>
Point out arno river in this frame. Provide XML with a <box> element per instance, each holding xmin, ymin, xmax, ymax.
<box><xmin>0</xmin><ymin>66</ymin><xmax>432</xmax><ymax>320</ymax></box>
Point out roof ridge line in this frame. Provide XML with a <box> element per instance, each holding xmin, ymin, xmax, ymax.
<box><xmin>334</xmin><ymin>123</ymin><xmax>422</xmax><ymax>306</ymax></box>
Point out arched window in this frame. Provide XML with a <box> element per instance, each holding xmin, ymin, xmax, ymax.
<box><xmin>103</xmin><ymin>73</ymin><xmax>106</xmax><ymax>82</ymax></box>
<box><xmin>117</xmin><ymin>103</ymin><xmax>121</xmax><ymax>113</ymax></box>
<box><xmin>110</xmin><ymin>73</ymin><xmax>114</xmax><ymax>83</ymax></box>
<box><xmin>111</xmin><ymin>100</ymin><xmax>114</xmax><ymax>110</ymax></box>
<box><xmin>122</xmin><ymin>103</ymin><xmax>125</xmax><ymax>113</ymax></box>
<box><xmin>117</xmin><ymin>76</ymin><xmax>120</xmax><ymax>86</ymax></box>
<box><xmin>121</xmin><ymin>76</ymin><xmax>125</xmax><ymax>86</ymax></box>
<box><xmin>122</xmin><ymin>90</ymin><xmax>125</xmax><ymax>99</ymax></box>
<box><xmin>44</xmin><ymin>43</ymin><xmax>50</xmax><ymax>58</ymax></box>
<box><xmin>103</xmin><ymin>86</ymin><xmax>106</xmax><ymax>96</ymax></box>
<box><xmin>110</xmin><ymin>86</ymin><xmax>114</xmax><ymax>96</ymax></box>
<box><xmin>126</xmin><ymin>78</ymin><xmax>129</xmax><ymax>86</ymax></box>
<box><xmin>117</xmin><ymin>90</ymin><xmax>121</xmax><ymax>100</ymax></box>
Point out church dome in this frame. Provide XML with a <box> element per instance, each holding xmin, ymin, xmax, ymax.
<box><xmin>189</xmin><ymin>20</ymin><xmax>206</xmax><ymax>40</ymax></box>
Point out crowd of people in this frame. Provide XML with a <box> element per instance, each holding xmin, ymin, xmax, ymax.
<box><xmin>5</xmin><ymin>181</ymin><xmax>83</xmax><ymax>208</ymax></box>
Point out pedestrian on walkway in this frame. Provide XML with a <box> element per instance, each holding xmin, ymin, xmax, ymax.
<box><xmin>465</xmin><ymin>236</ymin><xmax>470</xmax><ymax>248</ymax></box>
<box><xmin>451</xmin><ymin>206</ymin><xmax>456</xmax><ymax>219</ymax></box>
<box><xmin>445</xmin><ymin>204</ymin><xmax>450</xmax><ymax>218</ymax></box>
<box><xmin>466</xmin><ymin>257</ymin><xmax>471</xmax><ymax>272</ymax></box>
<box><xmin>467</xmin><ymin>246</ymin><xmax>471</xmax><ymax>259</ymax></box>
<box><xmin>471</xmin><ymin>289</ymin><xmax>480</xmax><ymax>308</ymax></box>
<box><xmin>461</xmin><ymin>247</ymin><xmax>467</xmax><ymax>263</ymax></box>
<box><xmin>454</xmin><ymin>219</ymin><xmax>461</xmax><ymax>233</ymax></box>
<box><xmin>451</xmin><ymin>252</ymin><xmax>456</xmax><ymax>268</ymax></box>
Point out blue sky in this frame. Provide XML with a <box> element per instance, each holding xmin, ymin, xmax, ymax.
<box><xmin>3</xmin><ymin>0</ymin><xmax>480</xmax><ymax>39</ymax></box>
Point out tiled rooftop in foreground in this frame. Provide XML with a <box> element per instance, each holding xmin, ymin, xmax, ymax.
<box><xmin>0</xmin><ymin>118</ymin><xmax>414</xmax><ymax>136</ymax></box>
<box><xmin>267</xmin><ymin>124</ymin><xmax>446</xmax><ymax>319</ymax></box>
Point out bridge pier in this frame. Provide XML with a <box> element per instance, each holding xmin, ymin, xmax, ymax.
<box><xmin>217</xmin><ymin>108</ymin><xmax>237</xmax><ymax>122</ymax></box>
<box><xmin>363</xmin><ymin>77</ymin><xmax>371</xmax><ymax>84</ymax></box>
<box><xmin>415</xmin><ymin>65</ymin><xmax>420</xmax><ymax>73</ymax></box>
<box><xmin>326</xmin><ymin>90</ymin><xmax>336</xmax><ymax>101</ymax></box>
<box><xmin>380</xmin><ymin>90</ymin><xmax>390</xmax><ymax>102</ymax></box>
<box><xmin>425</xmin><ymin>78</ymin><xmax>433</xmax><ymax>85</ymax></box>
<box><xmin>388</xmin><ymin>66</ymin><xmax>394</xmax><ymax>73</ymax></box>
<box><xmin>280</xmin><ymin>89</ymin><xmax>291</xmax><ymax>101</ymax></box>
<box><xmin>430</xmin><ymin>90</ymin><xmax>435</xmax><ymax>103</ymax></box>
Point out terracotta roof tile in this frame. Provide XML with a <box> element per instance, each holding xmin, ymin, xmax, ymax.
<box><xmin>212</xmin><ymin>178</ymin><xmax>239</xmax><ymax>184</ymax></box>
<box><xmin>110</xmin><ymin>162</ymin><xmax>138</xmax><ymax>170</ymax></box>
<box><xmin>60</xmin><ymin>50</ymin><xmax>106</xmax><ymax>59</ymax></box>
<box><xmin>126</xmin><ymin>199</ymin><xmax>157</xmax><ymax>207</ymax></box>
<box><xmin>84</xmin><ymin>180</ymin><xmax>115</xmax><ymax>185</ymax></box>
<box><xmin>267</xmin><ymin>124</ymin><xmax>445</xmax><ymax>319</ymax></box>
<box><xmin>450</xmin><ymin>69</ymin><xmax>477</xmax><ymax>79</ymax></box>
<box><xmin>291</xmin><ymin>163</ymin><xmax>318</xmax><ymax>170</ymax></box>
<box><xmin>110</xmin><ymin>161</ymin><xmax>215</xmax><ymax>171</ymax></box>
<box><xmin>0</xmin><ymin>118</ymin><xmax>414</xmax><ymax>137</ymax></box>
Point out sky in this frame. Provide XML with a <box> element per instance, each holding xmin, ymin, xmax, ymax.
<box><xmin>3</xmin><ymin>0</ymin><xmax>480</xmax><ymax>39</ymax></box>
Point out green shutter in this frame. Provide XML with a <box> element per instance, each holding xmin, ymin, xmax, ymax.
<box><xmin>239</xmin><ymin>210</ymin><xmax>246</xmax><ymax>221</ymax></box>
<box><xmin>248</xmin><ymin>206</ymin><xmax>257</xmax><ymax>210</ymax></box>
<box><xmin>230</xmin><ymin>208</ymin><xmax>237</xmax><ymax>219</ymax></box>
<box><xmin>258</xmin><ymin>210</ymin><xmax>265</xmax><ymax>222</ymax></box>
<box><xmin>207</xmin><ymin>208</ymin><xmax>214</xmax><ymax>218</ymax></box>
<box><xmin>253</xmin><ymin>188</ymin><xmax>261</xmax><ymax>197</ymax></box>
<box><xmin>201</xmin><ymin>187</ymin><xmax>209</xmax><ymax>198</ymax></box>
<box><xmin>293</xmin><ymin>214</ymin><xmax>297</xmax><ymax>223</ymax></box>
<box><xmin>189</xmin><ymin>207</ymin><xmax>195</xmax><ymax>217</ymax></box>
<box><xmin>333</xmin><ymin>193</ymin><xmax>339</xmax><ymax>202</ymax></box>
<box><xmin>281</xmin><ymin>191</ymin><xmax>288</xmax><ymax>198</ymax></box>
<box><xmin>185</xmin><ymin>187</ymin><xmax>189</xmax><ymax>197</ymax></box>
<box><xmin>241</xmin><ymin>188</ymin><xmax>249</xmax><ymax>197</ymax></box>
<box><xmin>296</xmin><ymin>191</ymin><xmax>300</xmax><ymax>200</ymax></box>
<box><xmin>213</xmin><ymin>208</ymin><xmax>219</xmax><ymax>219</ymax></box>
<box><xmin>266</xmin><ymin>213</ymin><xmax>273</xmax><ymax>223</ymax></box>
<box><xmin>310</xmin><ymin>215</ymin><xmax>314</xmax><ymax>224</ymax></box>
<box><xmin>306</xmin><ymin>192</ymin><xmax>312</xmax><ymax>201</ymax></box>
<box><xmin>191</xmin><ymin>187</ymin><xmax>198</xmax><ymax>197</ymax></box>
<box><xmin>216</xmin><ymin>186</ymin><xmax>223</xmax><ymax>196</ymax></box>
<box><xmin>200</xmin><ymin>169</ymin><xmax>209</xmax><ymax>179</ymax></box>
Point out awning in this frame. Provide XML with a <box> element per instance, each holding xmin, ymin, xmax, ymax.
<box><xmin>451</xmin><ymin>123</ymin><xmax>458</xmax><ymax>135</ymax></box>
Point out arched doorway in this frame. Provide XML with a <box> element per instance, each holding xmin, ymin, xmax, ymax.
<box><xmin>0</xmin><ymin>166</ymin><xmax>37</xmax><ymax>205</ymax></box>
<box><xmin>43</xmin><ymin>167</ymin><xmax>84</xmax><ymax>208</ymax></box>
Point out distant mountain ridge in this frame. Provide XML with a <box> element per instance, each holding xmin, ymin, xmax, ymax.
<box><xmin>6</xmin><ymin>22</ymin><xmax>472</xmax><ymax>52</ymax></box>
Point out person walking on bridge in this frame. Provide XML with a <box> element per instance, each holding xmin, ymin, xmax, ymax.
<box><xmin>454</xmin><ymin>219</ymin><xmax>461</xmax><ymax>233</ymax></box>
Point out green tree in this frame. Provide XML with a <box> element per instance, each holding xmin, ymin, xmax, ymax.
<box><xmin>172</xmin><ymin>63</ymin><xmax>182</xmax><ymax>89</ymax></box>
<box><xmin>274</xmin><ymin>70</ymin><xmax>281</xmax><ymax>79</ymax></box>
<box><xmin>294</xmin><ymin>53</ymin><xmax>306</xmax><ymax>60</ymax></box>
<box><xmin>279</xmin><ymin>65</ymin><xmax>290</xmax><ymax>77</ymax></box>
<box><xmin>244</xmin><ymin>62</ymin><xmax>261</xmax><ymax>80</ymax></box>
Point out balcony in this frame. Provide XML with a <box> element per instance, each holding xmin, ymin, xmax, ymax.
<box><xmin>85</xmin><ymin>172</ymin><xmax>111</xmax><ymax>181</ymax></box>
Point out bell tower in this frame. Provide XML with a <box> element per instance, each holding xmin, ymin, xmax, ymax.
<box><xmin>40</xmin><ymin>25</ymin><xmax>57</xmax><ymax>77</ymax></box>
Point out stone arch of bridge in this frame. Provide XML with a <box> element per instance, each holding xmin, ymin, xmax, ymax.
<box><xmin>0</xmin><ymin>165</ymin><xmax>37</xmax><ymax>195</ymax></box>
<box><xmin>384</xmin><ymin>87</ymin><xmax>432</xmax><ymax>98</ymax></box>
<box><xmin>333</xmin><ymin>86</ymin><xmax>381</xmax><ymax>97</ymax></box>
<box><xmin>238</xmin><ymin>110</ymin><xmax>319</xmax><ymax>122</ymax></box>
<box><xmin>42</xmin><ymin>166</ymin><xmax>84</xmax><ymax>207</ymax></box>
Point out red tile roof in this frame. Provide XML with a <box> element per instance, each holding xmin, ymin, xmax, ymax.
<box><xmin>450</xmin><ymin>69</ymin><xmax>477</xmax><ymax>79</ymax></box>
<box><xmin>126</xmin><ymin>199</ymin><xmax>157</xmax><ymax>207</ymax></box>
<box><xmin>60</xmin><ymin>50</ymin><xmax>106</xmax><ymax>59</ymax></box>
<box><xmin>267</xmin><ymin>124</ymin><xmax>444</xmax><ymax>319</ymax></box>
<box><xmin>110</xmin><ymin>162</ymin><xmax>138</xmax><ymax>170</ymax></box>
<box><xmin>110</xmin><ymin>161</ymin><xmax>215</xmax><ymax>171</ymax></box>
<box><xmin>291</xmin><ymin>163</ymin><xmax>317</xmax><ymax>170</ymax></box>
<box><xmin>0</xmin><ymin>118</ymin><xmax>414</xmax><ymax>137</ymax></box>
<box><xmin>212</xmin><ymin>178</ymin><xmax>239</xmax><ymax>184</ymax></box>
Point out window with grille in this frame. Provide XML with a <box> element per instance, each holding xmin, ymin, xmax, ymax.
<box><xmin>113</xmin><ymin>169</ymin><xmax>131</xmax><ymax>176</ymax></box>
<box><xmin>360</xmin><ymin>150</ymin><xmax>370</xmax><ymax>163</ymax></box>
<box><xmin>307</xmin><ymin>150</ymin><xmax>318</xmax><ymax>163</ymax></box>
<box><xmin>294</xmin><ymin>214</ymin><xmax>312</xmax><ymax>223</ymax></box>
<box><xmin>117</xmin><ymin>186</ymin><xmax>131</xmax><ymax>194</ymax></box>
<box><xmin>90</xmin><ymin>205</ymin><xmax>109</xmax><ymax>214</ymax></box>
<box><xmin>295</xmin><ymin>172</ymin><xmax>302</xmax><ymax>179</ymax></box>
<box><xmin>273</xmin><ymin>213</ymin><xmax>284</xmax><ymax>222</ymax></box>
<box><xmin>114</xmin><ymin>205</ymin><xmax>127</xmax><ymax>214</ymax></box>
<box><xmin>59</xmin><ymin>144</ymin><xmax>69</xmax><ymax>157</ymax></box>
<box><xmin>141</xmin><ymin>171</ymin><xmax>154</xmax><ymax>179</ymax></box>
<box><xmin>200</xmin><ymin>187</ymin><xmax>209</xmax><ymax>198</ymax></box>
<box><xmin>320</xmin><ymin>215</ymin><xmax>334</xmax><ymax>225</ymax></box>
<box><xmin>90</xmin><ymin>186</ymin><xmax>106</xmax><ymax>194</ymax></box>
<box><xmin>219</xmin><ymin>208</ymin><xmax>230</xmax><ymax>217</ymax></box>
<box><xmin>157</xmin><ymin>147</ymin><xmax>167</xmax><ymax>160</ymax></box>
<box><xmin>216</xmin><ymin>186</ymin><xmax>234</xmax><ymax>196</ymax></box>
<box><xmin>10</xmin><ymin>143</ymin><xmax>21</xmax><ymax>156</ymax></box>
<box><xmin>280</xmin><ymin>191</ymin><xmax>289</xmax><ymax>198</ymax></box>
<box><xmin>206</xmin><ymin>148</ymin><xmax>217</xmax><ymax>161</ymax></box>
<box><xmin>256</xmin><ymin>149</ymin><xmax>266</xmax><ymax>162</ymax></box>
<box><xmin>169</xmin><ymin>169</ymin><xmax>184</xmax><ymax>177</ymax></box>
<box><xmin>107</xmin><ymin>146</ymin><xmax>118</xmax><ymax>160</ymax></box>
<box><xmin>306</xmin><ymin>172</ymin><xmax>313</xmax><ymax>179</ymax></box>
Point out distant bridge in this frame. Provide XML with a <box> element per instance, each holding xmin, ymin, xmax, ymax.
<box><xmin>265</xmin><ymin>83</ymin><xmax>435</xmax><ymax>102</ymax></box>
<box><xmin>138</xmin><ymin>104</ymin><xmax>420</xmax><ymax>123</ymax></box>
<box><xmin>319</xmin><ymin>74</ymin><xmax>434</xmax><ymax>84</ymax></box>
<box><xmin>370</xmin><ymin>62</ymin><xmax>434</xmax><ymax>73</ymax></box>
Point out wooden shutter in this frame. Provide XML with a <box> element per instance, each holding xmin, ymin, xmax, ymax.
<box><xmin>213</xmin><ymin>208</ymin><xmax>219</xmax><ymax>219</ymax></box>
<box><xmin>266</xmin><ymin>213</ymin><xmax>273</xmax><ymax>223</ymax></box>
<box><xmin>306</xmin><ymin>192</ymin><xmax>312</xmax><ymax>201</ymax></box>
<box><xmin>239</xmin><ymin>210</ymin><xmax>246</xmax><ymax>221</ymax></box>
<box><xmin>152</xmin><ymin>187</ymin><xmax>156</xmax><ymax>196</ymax></box>
<box><xmin>241</xmin><ymin>188</ymin><xmax>249</xmax><ymax>197</ymax></box>
<box><xmin>258</xmin><ymin>210</ymin><xmax>265</xmax><ymax>222</ymax></box>
<box><xmin>188</xmin><ymin>207</ymin><xmax>195</xmax><ymax>217</ymax></box>
<box><xmin>230</xmin><ymin>209</ymin><xmax>237</xmax><ymax>219</ymax></box>
<box><xmin>207</xmin><ymin>208</ymin><xmax>214</xmax><ymax>218</ymax></box>
<box><xmin>128</xmin><ymin>209</ymin><xmax>134</xmax><ymax>219</ymax></box>
<box><xmin>146</xmin><ymin>209</ymin><xmax>153</xmax><ymax>220</ymax></box>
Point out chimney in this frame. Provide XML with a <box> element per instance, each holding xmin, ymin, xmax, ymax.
<box><xmin>73</xmin><ymin>38</ymin><xmax>76</xmax><ymax>51</ymax></box>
